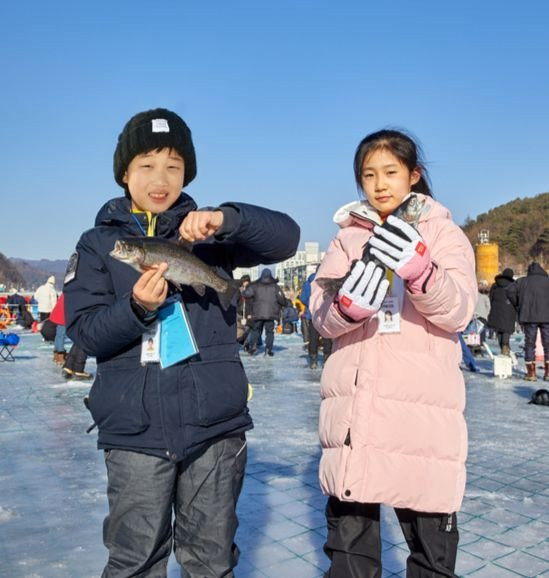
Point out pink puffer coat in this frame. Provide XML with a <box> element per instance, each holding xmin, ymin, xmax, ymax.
<box><xmin>310</xmin><ymin>195</ymin><xmax>477</xmax><ymax>513</ymax></box>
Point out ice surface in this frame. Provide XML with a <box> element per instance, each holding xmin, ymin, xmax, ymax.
<box><xmin>0</xmin><ymin>329</ymin><xmax>547</xmax><ymax>577</ymax></box>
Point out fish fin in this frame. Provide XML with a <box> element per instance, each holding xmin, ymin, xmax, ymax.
<box><xmin>218</xmin><ymin>279</ymin><xmax>241</xmax><ymax>311</ymax></box>
<box><xmin>176</xmin><ymin>238</ymin><xmax>194</xmax><ymax>251</ymax></box>
<box><xmin>192</xmin><ymin>283</ymin><xmax>206</xmax><ymax>297</ymax></box>
<box><xmin>170</xmin><ymin>280</ymin><xmax>183</xmax><ymax>291</ymax></box>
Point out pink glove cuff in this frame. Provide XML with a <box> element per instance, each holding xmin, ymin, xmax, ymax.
<box><xmin>407</xmin><ymin>262</ymin><xmax>437</xmax><ymax>294</ymax></box>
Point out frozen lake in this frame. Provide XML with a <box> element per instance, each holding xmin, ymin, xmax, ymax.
<box><xmin>0</xmin><ymin>329</ymin><xmax>548</xmax><ymax>577</ymax></box>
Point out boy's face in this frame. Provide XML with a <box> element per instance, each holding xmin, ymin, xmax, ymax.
<box><xmin>123</xmin><ymin>148</ymin><xmax>185</xmax><ymax>213</ymax></box>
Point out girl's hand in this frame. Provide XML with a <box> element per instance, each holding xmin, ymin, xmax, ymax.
<box><xmin>132</xmin><ymin>263</ymin><xmax>169</xmax><ymax>311</ymax></box>
<box><xmin>336</xmin><ymin>260</ymin><xmax>389</xmax><ymax>321</ymax></box>
<box><xmin>369</xmin><ymin>216</ymin><xmax>436</xmax><ymax>293</ymax></box>
<box><xmin>179</xmin><ymin>210</ymin><xmax>224</xmax><ymax>242</ymax></box>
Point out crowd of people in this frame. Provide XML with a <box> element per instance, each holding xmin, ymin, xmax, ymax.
<box><xmin>1</xmin><ymin>277</ymin><xmax>92</xmax><ymax>379</ymax></box>
<box><xmin>460</xmin><ymin>263</ymin><xmax>549</xmax><ymax>382</ymax></box>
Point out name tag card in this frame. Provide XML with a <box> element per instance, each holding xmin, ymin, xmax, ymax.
<box><xmin>157</xmin><ymin>302</ymin><xmax>199</xmax><ymax>368</ymax></box>
<box><xmin>141</xmin><ymin>322</ymin><xmax>161</xmax><ymax>363</ymax></box>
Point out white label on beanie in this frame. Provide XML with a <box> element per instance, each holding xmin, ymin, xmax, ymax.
<box><xmin>152</xmin><ymin>119</ymin><xmax>170</xmax><ymax>133</ymax></box>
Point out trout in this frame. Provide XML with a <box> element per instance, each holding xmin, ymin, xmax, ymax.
<box><xmin>316</xmin><ymin>193</ymin><xmax>429</xmax><ymax>295</ymax></box>
<box><xmin>110</xmin><ymin>237</ymin><xmax>240</xmax><ymax>310</ymax></box>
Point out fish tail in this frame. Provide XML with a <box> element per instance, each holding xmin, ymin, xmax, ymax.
<box><xmin>218</xmin><ymin>279</ymin><xmax>241</xmax><ymax>311</ymax></box>
<box><xmin>315</xmin><ymin>275</ymin><xmax>348</xmax><ymax>296</ymax></box>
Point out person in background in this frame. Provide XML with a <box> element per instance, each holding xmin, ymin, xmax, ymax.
<box><xmin>33</xmin><ymin>276</ymin><xmax>58</xmax><ymax>322</ymax></box>
<box><xmin>299</xmin><ymin>272</ymin><xmax>332</xmax><ymax>369</ymax></box>
<box><xmin>281</xmin><ymin>298</ymin><xmax>299</xmax><ymax>334</ymax></box>
<box><xmin>48</xmin><ymin>293</ymin><xmax>92</xmax><ymax>379</ymax></box>
<box><xmin>310</xmin><ymin>129</ymin><xmax>477</xmax><ymax>577</ymax></box>
<box><xmin>6</xmin><ymin>288</ymin><xmax>27</xmax><ymax>323</ymax></box>
<box><xmin>63</xmin><ymin>107</ymin><xmax>300</xmax><ymax>577</ymax></box>
<box><xmin>506</xmin><ymin>262</ymin><xmax>549</xmax><ymax>381</ymax></box>
<box><xmin>474</xmin><ymin>281</ymin><xmax>491</xmax><ymax>344</ymax></box>
<box><xmin>293</xmin><ymin>294</ymin><xmax>309</xmax><ymax>345</ymax></box>
<box><xmin>236</xmin><ymin>274</ymin><xmax>252</xmax><ymax>345</ymax></box>
<box><xmin>243</xmin><ymin>268</ymin><xmax>286</xmax><ymax>356</ymax></box>
<box><xmin>487</xmin><ymin>268</ymin><xmax>516</xmax><ymax>356</ymax></box>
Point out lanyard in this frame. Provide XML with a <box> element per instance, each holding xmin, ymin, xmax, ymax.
<box><xmin>131</xmin><ymin>211</ymin><xmax>157</xmax><ymax>237</ymax></box>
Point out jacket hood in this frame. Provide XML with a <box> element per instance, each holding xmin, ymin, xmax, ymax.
<box><xmin>527</xmin><ymin>262</ymin><xmax>547</xmax><ymax>277</ymax></box>
<box><xmin>332</xmin><ymin>192</ymin><xmax>444</xmax><ymax>230</ymax></box>
<box><xmin>94</xmin><ymin>194</ymin><xmax>198</xmax><ymax>236</ymax></box>
<box><xmin>259</xmin><ymin>268</ymin><xmax>278</xmax><ymax>283</ymax></box>
<box><xmin>494</xmin><ymin>274</ymin><xmax>513</xmax><ymax>287</ymax></box>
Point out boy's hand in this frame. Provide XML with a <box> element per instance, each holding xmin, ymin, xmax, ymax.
<box><xmin>179</xmin><ymin>210</ymin><xmax>224</xmax><ymax>242</ymax></box>
<box><xmin>132</xmin><ymin>263</ymin><xmax>169</xmax><ymax>311</ymax></box>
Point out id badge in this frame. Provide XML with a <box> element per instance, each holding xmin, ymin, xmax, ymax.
<box><xmin>377</xmin><ymin>296</ymin><xmax>401</xmax><ymax>333</ymax></box>
<box><xmin>141</xmin><ymin>321</ymin><xmax>161</xmax><ymax>363</ymax></box>
<box><xmin>157</xmin><ymin>301</ymin><xmax>199</xmax><ymax>368</ymax></box>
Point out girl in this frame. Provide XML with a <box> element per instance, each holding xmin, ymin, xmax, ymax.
<box><xmin>310</xmin><ymin>129</ymin><xmax>477</xmax><ymax>577</ymax></box>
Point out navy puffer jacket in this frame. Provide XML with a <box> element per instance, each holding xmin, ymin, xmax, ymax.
<box><xmin>64</xmin><ymin>195</ymin><xmax>300</xmax><ymax>462</ymax></box>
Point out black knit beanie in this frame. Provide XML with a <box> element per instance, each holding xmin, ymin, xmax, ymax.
<box><xmin>502</xmin><ymin>268</ymin><xmax>514</xmax><ymax>280</ymax></box>
<box><xmin>113</xmin><ymin>108</ymin><xmax>197</xmax><ymax>189</ymax></box>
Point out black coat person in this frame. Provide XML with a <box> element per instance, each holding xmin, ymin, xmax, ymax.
<box><xmin>487</xmin><ymin>268</ymin><xmax>516</xmax><ymax>355</ymax></box>
<box><xmin>243</xmin><ymin>268</ymin><xmax>286</xmax><ymax>355</ymax></box>
<box><xmin>506</xmin><ymin>262</ymin><xmax>549</xmax><ymax>381</ymax></box>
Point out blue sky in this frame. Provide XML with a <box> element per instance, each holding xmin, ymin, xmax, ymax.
<box><xmin>2</xmin><ymin>0</ymin><xmax>548</xmax><ymax>260</ymax></box>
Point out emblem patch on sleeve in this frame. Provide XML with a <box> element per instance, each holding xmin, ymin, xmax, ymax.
<box><xmin>64</xmin><ymin>251</ymin><xmax>79</xmax><ymax>285</ymax></box>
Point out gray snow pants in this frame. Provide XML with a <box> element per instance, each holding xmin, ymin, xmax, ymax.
<box><xmin>101</xmin><ymin>435</ymin><xmax>247</xmax><ymax>578</ymax></box>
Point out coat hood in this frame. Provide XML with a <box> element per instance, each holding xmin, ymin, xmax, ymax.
<box><xmin>332</xmin><ymin>193</ymin><xmax>444</xmax><ymax>230</ymax></box>
<box><xmin>527</xmin><ymin>262</ymin><xmax>547</xmax><ymax>277</ymax></box>
<box><xmin>259</xmin><ymin>268</ymin><xmax>278</xmax><ymax>283</ymax></box>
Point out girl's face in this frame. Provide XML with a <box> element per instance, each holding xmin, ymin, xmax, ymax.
<box><xmin>360</xmin><ymin>148</ymin><xmax>420</xmax><ymax>217</ymax></box>
<box><xmin>123</xmin><ymin>148</ymin><xmax>185</xmax><ymax>213</ymax></box>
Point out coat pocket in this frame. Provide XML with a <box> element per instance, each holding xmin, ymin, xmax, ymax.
<box><xmin>187</xmin><ymin>358</ymin><xmax>248</xmax><ymax>426</ymax></box>
<box><xmin>88</xmin><ymin>364</ymin><xmax>149</xmax><ymax>434</ymax></box>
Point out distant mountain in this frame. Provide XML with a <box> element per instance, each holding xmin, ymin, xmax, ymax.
<box><xmin>461</xmin><ymin>192</ymin><xmax>548</xmax><ymax>276</ymax></box>
<box><xmin>0</xmin><ymin>253</ymin><xmax>26</xmax><ymax>289</ymax></box>
<box><xmin>0</xmin><ymin>256</ymin><xmax>68</xmax><ymax>291</ymax></box>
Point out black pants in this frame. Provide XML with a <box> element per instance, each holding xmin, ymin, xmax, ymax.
<box><xmin>248</xmin><ymin>319</ymin><xmax>275</xmax><ymax>352</ymax></box>
<box><xmin>523</xmin><ymin>323</ymin><xmax>549</xmax><ymax>362</ymax></box>
<box><xmin>496</xmin><ymin>331</ymin><xmax>511</xmax><ymax>349</ymax></box>
<box><xmin>64</xmin><ymin>344</ymin><xmax>88</xmax><ymax>372</ymax></box>
<box><xmin>324</xmin><ymin>498</ymin><xmax>459</xmax><ymax>578</ymax></box>
<box><xmin>306</xmin><ymin>319</ymin><xmax>332</xmax><ymax>361</ymax></box>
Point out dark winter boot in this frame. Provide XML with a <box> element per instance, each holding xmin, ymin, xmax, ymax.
<box><xmin>53</xmin><ymin>351</ymin><xmax>66</xmax><ymax>365</ymax></box>
<box><xmin>525</xmin><ymin>362</ymin><xmax>537</xmax><ymax>382</ymax></box>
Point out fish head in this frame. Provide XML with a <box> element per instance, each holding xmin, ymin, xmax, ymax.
<box><xmin>109</xmin><ymin>239</ymin><xmax>145</xmax><ymax>266</ymax></box>
<box><xmin>394</xmin><ymin>194</ymin><xmax>427</xmax><ymax>227</ymax></box>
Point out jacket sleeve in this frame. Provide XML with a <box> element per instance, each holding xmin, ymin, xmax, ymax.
<box><xmin>299</xmin><ymin>281</ymin><xmax>311</xmax><ymax>309</ymax></box>
<box><xmin>212</xmin><ymin>202</ymin><xmax>300</xmax><ymax>267</ymax></box>
<box><xmin>505</xmin><ymin>281</ymin><xmax>519</xmax><ymax>310</ymax></box>
<box><xmin>64</xmin><ymin>231</ymin><xmax>151</xmax><ymax>359</ymax></box>
<box><xmin>406</xmin><ymin>219</ymin><xmax>477</xmax><ymax>333</ymax></box>
<box><xmin>310</xmin><ymin>235</ymin><xmax>365</xmax><ymax>339</ymax></box>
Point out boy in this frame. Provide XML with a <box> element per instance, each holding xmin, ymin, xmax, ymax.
<box><xmin>63</xmin><ymin>108</ymin><xmax>300</xmax><ymax>577</ymax></box>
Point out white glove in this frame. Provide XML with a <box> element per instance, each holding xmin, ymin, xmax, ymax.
<box><xmin>336</xmin><ymin>260</ymin><xmax>389</xmax><ymax>321</ymax></box>
<box><xmin>369</xmin><ymin>215</ymin><xmax>433</xmax><ymax>291</ymax></box>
